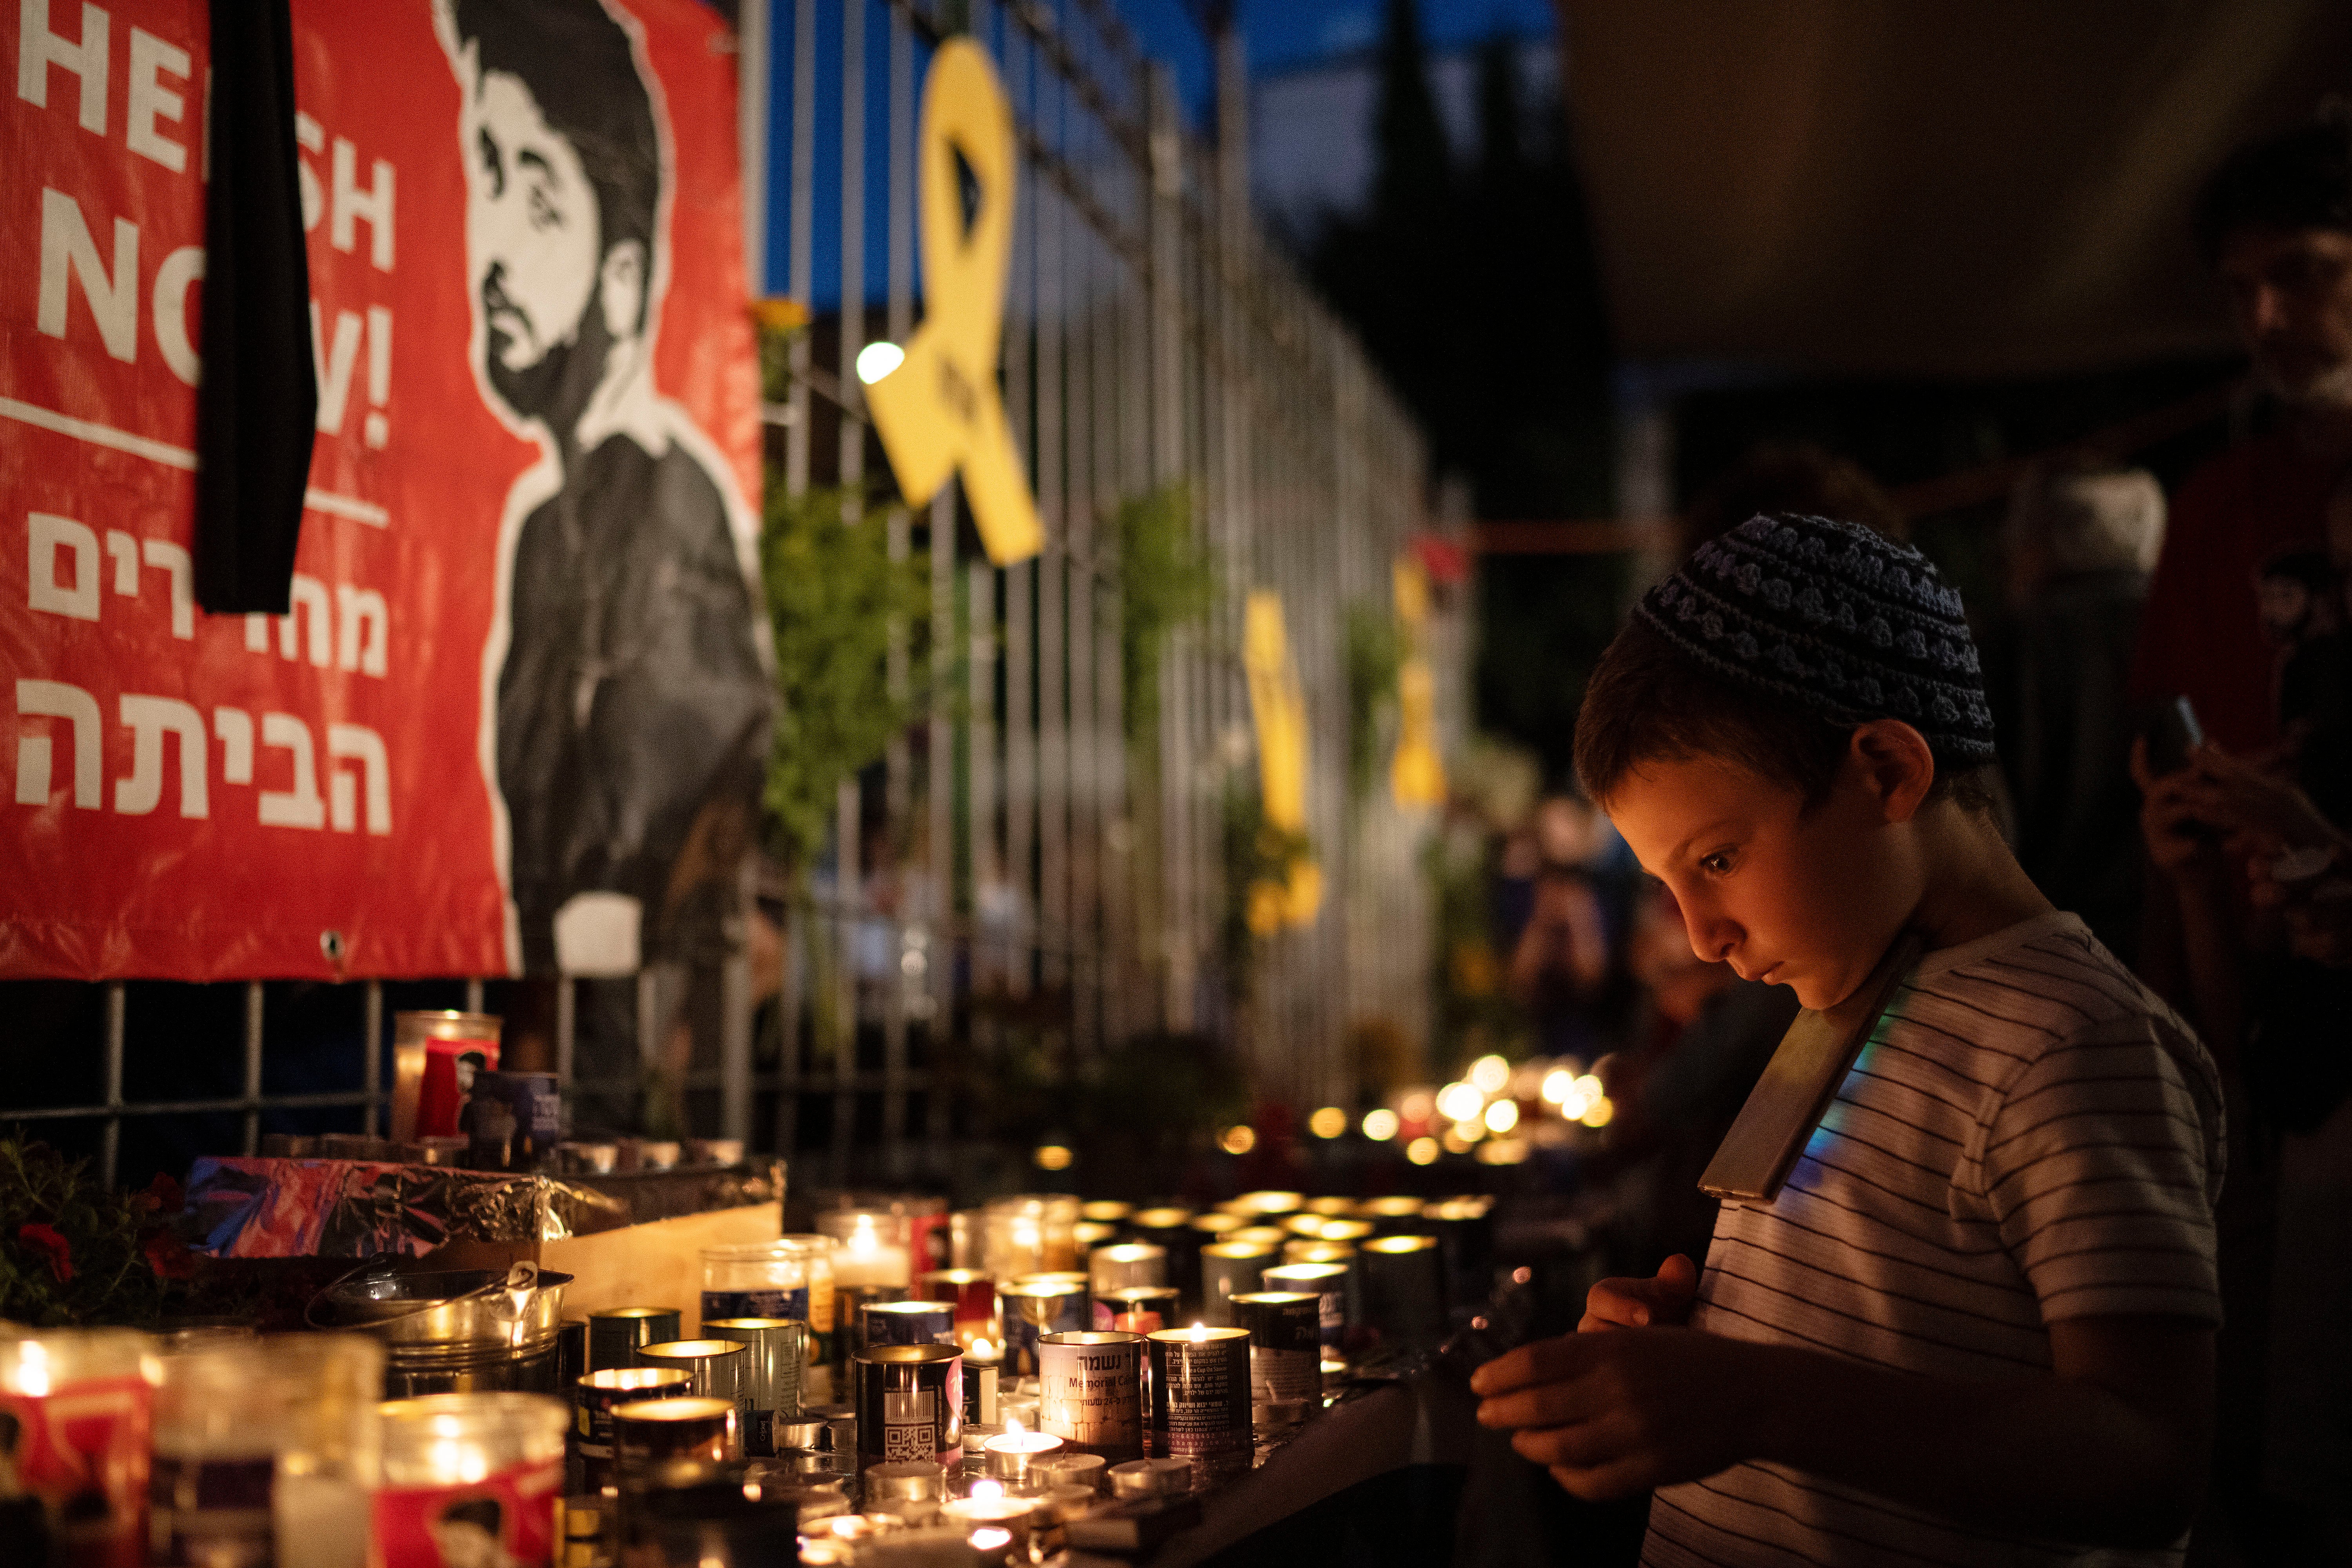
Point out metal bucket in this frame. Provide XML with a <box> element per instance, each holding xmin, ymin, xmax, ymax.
<box><xmin>309</xmin><ymin>1261</ymin><xmax>574</xmax><ymax>1399</ymax></box>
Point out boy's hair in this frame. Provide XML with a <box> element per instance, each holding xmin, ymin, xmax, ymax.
<box><xmin>1575</xmin><ymin>616</ymin><xmax>1997</xmax><ymax>813</ymax></box>
<box><xmin>2194</xmin><ymin>101</ymin><xmax>2352</xmax><ymax>261</ymax></box>
<box><xmin>1577</xmin><ymin>513</ymin><xmax>1999</xmax><ymax>813</ymax></box>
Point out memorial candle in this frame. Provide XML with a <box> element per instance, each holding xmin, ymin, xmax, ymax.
<box><xmin>1144</xmin><ymin>1325</ymin><xmax>1250</xmax><ymax>1482</ymax></box>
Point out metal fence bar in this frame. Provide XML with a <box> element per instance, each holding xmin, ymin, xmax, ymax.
<box><xmin>100</xmin><ymin>983</ymin><xmax>125</xmax><ymax>1186</ymax></box>
<box><xmin>242</xmin><ymin>981</ymin><xmax>264</xmax><ymax>1155</ymax></box>
<box><xmin>363</xmin><ymin>980</ymin><xmax>383</xmax><ymax>1137</ymax></box>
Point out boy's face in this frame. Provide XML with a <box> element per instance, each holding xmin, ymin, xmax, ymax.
<box><xmin>1605</xmin><ymin>750</ymin><xmax>1924</xmax><ymax>1012</ymax></box>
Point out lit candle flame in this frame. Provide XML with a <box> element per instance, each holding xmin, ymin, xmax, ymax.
<box><xmin>971</xmin><ymin>1527</ymin><xmax>1012</xmax><ymax>1550</ymax></box>
<box><xmin>1003</xmin><ymin>1412</ymin><xmax>1023</xmax><ymax>1437</ymax></box>
<box><xmin>973</xmin><ymin>1336</ymin><xmax>995</xmax><ymax>1357</ymax></box>
<box><xmin>1190</xmin><ymin>1321</ymin><xmax>1209</xmax><ymax>1343</ymax></box>
<box><xmin>973</xmin><ymin>1479</ymin><xmax>1004</xmax><ymax>1501</ymax></box>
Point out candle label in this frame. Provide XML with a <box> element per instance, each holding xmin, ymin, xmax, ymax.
<box><xmin>881</xmin><ymin>1390</ymin><xmax>937</xmax><ymax>1462</ymax></box>
<box><xmin>1148</xmin><ymin>1340</ymin><xmax>1252</xmax><ymax>1465</ymax></box>
<box><xmin>702</xmin><ymin>1287</ymin><xmax>808</xmax><ymax>1324</ymax></box>
<box><xmin>1039</xmin><ymin>1341</ymin><xmax>1143</xmax><ymax>1460</ymax></box>
<box><xmin>0</xmin><ymin>1375</ymin><xmax>154</xmax><ymax>1568</ymax></box>
<box><xmin>149</xmin><ymin>1452</ymin><xmax>273</xmax><ymax>1568</ymax></box>
<box><xmin>370</xmin><ymin>1456</ymin><xmax>561</xmax><ymax>1568</ymax></box>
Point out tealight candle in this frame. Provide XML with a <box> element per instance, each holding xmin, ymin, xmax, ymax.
<box><xmin>942</xmin><ymin>1479</ymin><xmax>1034</xmax><ymax>1557</ymax></box>
<box><xmin>983</xmin><ymin>1413</ymin><xmax>1064</xmax><ymax>1483</ymax></box>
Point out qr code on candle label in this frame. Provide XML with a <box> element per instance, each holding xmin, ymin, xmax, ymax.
<box><xmin>882</xmin><ymin>1422</ymin><xmax>935</xmax><ymax>1462</ymax></box>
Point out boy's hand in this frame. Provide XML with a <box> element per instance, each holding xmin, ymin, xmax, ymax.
<box><xmin>1470</xmin><ymin>1327</ymin><xmax>1764</xmax><ymax>1499</ymax></box>
<box><xmin>1580</xmin><ymin>1252</ymin><xmax>1699</xmax><ymax>1332</ymax></box>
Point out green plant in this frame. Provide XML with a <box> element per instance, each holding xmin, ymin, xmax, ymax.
<box><xmin>1344</xmin><ymin>600</ymin><xmax>1404</xmax><ymax>802</ymax></box>
<box><xmin>759</xmin><ymin>485</ymin><xmax>931</xmax><ymax>875</ymax></box>
<box><xmin>1113</xmin><ymin>483</ymin><xmax>1215</xmax><ymax>751</ymax></box>
<box><xmin>0</xmin><ymin>1141</ymin><xmax>177</xmax><ymax>1328</ymax></box>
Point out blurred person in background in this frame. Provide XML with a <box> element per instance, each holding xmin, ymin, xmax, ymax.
<box><xmin>2131</xmin><ymin>106</ymin><xmax>2352</xmax><ymax>1559</ymax></box>
<box><xmin>1983</xmin><ymin>465</ymin><xmax>2166</xmax><ymax>963</ymax></box>
<box><xmin>2134</xmin><ymin>104</ymin><xmax>2352</xmax><ymax>754</ymax></box>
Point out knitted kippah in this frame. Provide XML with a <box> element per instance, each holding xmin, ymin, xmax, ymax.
<box><xmin>1634</xmin><ymin>514</ymin><xmax>1998</xmax><ymax>765</ymax></box>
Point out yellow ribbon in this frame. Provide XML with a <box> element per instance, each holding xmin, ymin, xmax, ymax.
<box><xmin>861</xmin><ymin>38</ymin><xmax>1043</xmax><ymax>566</ymax></box>
<box><xmin>1390</xmin><ymin>557</ymin><xmax>1446</xmax><ymax>808</ymax></box>
<box><xmin>1243</xmin><ymin>590</ymin><xmax>1323</xmax><ymax>932</ymax></box>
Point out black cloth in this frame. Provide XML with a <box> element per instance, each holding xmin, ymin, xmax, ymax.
<box><xmin>1982</xmin><ymin>568</ymin><xmax>2151</xmax><ymax>963</ymax></box>
<box><xmin>192</xmin><ymin>0</ymin><xmax>316</xmax><ymax>613</ymax></box>
<box><xmin>497</xmin><ymin>432</ymin><xmax>770</xmax><ymax>973</ymax></box>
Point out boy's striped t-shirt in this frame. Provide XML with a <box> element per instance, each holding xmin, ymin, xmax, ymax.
<box><xmin>1642</xmin><ymin>911</ymin><xmax>2224</xmax><ymax>1568</ymax></box>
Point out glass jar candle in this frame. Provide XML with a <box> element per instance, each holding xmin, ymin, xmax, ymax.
<box><xmin>152</xmin><ymin>1333</ymin><xmax>382</xmax><ymax>1568</ymax></box>
<box><xmin>699</xmin><ymin>1241</ymin><xmax>809</xmax><ymax>1327</ymax></box>
<box><xmin>391</xmin><ymin>1010</ymin><xmax>501</xmax><ymax>1142</ymax></box>
<box><xmin>0</xmin><ymin>1329</ymin><xmax>159</xmax><ymax>1568</ymax></box>
<box><xmin>374</xmin><ymin>1394</ymin><xmax>566</xmax><ymax>1568</ymax></box>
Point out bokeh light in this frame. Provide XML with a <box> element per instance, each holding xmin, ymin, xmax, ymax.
<box><xmin>1484</xmin><ymin>1099</ymin><xmax>1519</xmax><ymax>1134</ymax></box>
<box><xmin>1435</xmin><ymin>1082</ymin><xmax>1484</xmax><ymax>1122</ymax></box>
<box><xmin>1219</xmin><ymin>1124</ymin><xmax>1258</xmax><ymax>1155</ymax></box>
<box><xmin>1033</xmin><ymin>1144</ymin><xmax>1074</xmax><ymax>1171</ymax></box>
<box><xmin>1468</xmin><ymin>1054</ymin><xmax>1511</xmax><ymax>1094</ymax></box>
<box><xmin>1405</xmin><ymin>1136</ymin><xmax>1439</xmax><ymax>1165</ymax></box>
<box><xmin>1360</xmin><ymin>1108</ymin><xmax>1400</xmax><ymax>1141</ymax></box>
<box><xmin>1308</xmin><ymin>1106</ymin><xmax>1348</xmax><ymax>1139</ymax></box>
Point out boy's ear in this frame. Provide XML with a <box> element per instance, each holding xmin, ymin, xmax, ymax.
<box><xmin>1845</xmin><ymin>720</ymin><xmax>1936</xmax><ymax>822</ymax></box>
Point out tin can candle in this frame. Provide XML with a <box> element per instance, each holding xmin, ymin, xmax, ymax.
<box><xmin>611</xmin><ymin>1396</ymin><xmax>738</xmax><ymax>1467</ymax></box>
<box><xmin>1315</xmin><ymin>1219</ymin><xmax>1376</xmax><ymax>1247</ymax></box>
<box><xmin>588</xmin><ymin>1308</ymin><xmax>680</xmax><ymax>1373</ymax></box>
<box><xmin>1086</xmin><ymin>1243</ymin><xmax>1165</xmax><ymax>1303</ymax></box>
<box><xmin>1125</xmin><ymin>1210</ymin><xmax>1199</xmax><ymax>1312</ymax></box>
<box><xmin>1226</xmin><ymin>1191</ymin><xmax>1304</xmax><ymax>1220</ymax></box>
<box><xmin>998</xmin><ymin>1280</ymin><xmax>1087</xmax><ymax>1378</ymax></box>
<box><xmin>1096</xmin><ymin>1286</ymin><xmax>1180</xmax><ymax>1336</ymax></box>
<box><xmin>376</xmin><ymin>1394</ymin><xmax>565</xmax><ymax>1568</ymax></box>
<box><xmin>960</xmin><ymin>1338</ymin><xmax>1002</xmax><ymax>1425</ymax></box>
<box><xmin>701</xmin><ymin>1319</ymin><xmax>806</xmax><ymax>1456</ymax></box>
<box><xmin>1261</xmin><ymin>1261</ymin><xmax>1349</xmax><ymax>1353</ymax></box>
<box><xmin>1357</xmin><ymin>1196</ymin><xmax>1428</xmax><ymax>1232</ymax></box>
<box><xmin>861</xmin><ymin>1299</ymin><xmax>955</xmax><ymax>1352</ymax></box>
<box><xmin>1079</xmin><ymin>1200</ymin><xmax>1133</xmax><ymax>1227</ymax></box>
<box><xmin>1228</xmin><ymin>1225</ymin><xmax>1289</xmax><ymax>1250</ymax></box>
<box><xmin>1282</xmin><ymin>1238</ymin><xmax>1357</xmax><ymax>1266</ymax></box>
<box><xmin>1359</xmin><ymin>1234</ymin><xmax>1447</xmax><ymax>1348</ymax></box>
<box><xmin>1036</xmin><ymin>1331</ymin><xmax>1145</xmax><ymax>1463</ymax></box>
<box><xmin>1232</xmin><ymin>1292</ymin><xmax>1321</xmax><ymax>1403</ymax></box>
<box><xmin>573</xmin><ymin>1367</ymin><xmax>690</xmax><ymax>1489</ymax></box>
<box><xmin>0</xmin><ymin>1328</ymin><xmax>157</xmax><ymax>1568</ymax></box>
<box><xmin>917</xmin><ymin>1269</ymin><xmax>997</xmax><ymax>1346</ymax></box>
<box><xmin>1423</xmin><ymin>1196</ymin><xmax>1496</xmax><ymax>1315</ymax></box>
<box><xmin>1144</xmin><ymin>1326</ymin><xmax>1251</xmax><ymax>1479</ymax></box>
<box><xmin>1198</xmin><ymin>1242</ymin><xmax>1275</xmax><ymax>1328</ymax></box>
<box><xmin>852</xmin><ymin>1344</ymin><xmax>962</xmax><ymax>1471</ymax></box>
<box><xmin>1304</xmin><ymin>1197</ymin><xmax>1356</xmax><ymax>1220</ymax></box>
<box><xmin>635</xmin><ymin>1341</ymin><xmax>750</xmax><ymax>1442</ymax></box>
<box><xmin>698</xmin><ymin>1241</ymin><xmax>810</xmax><ymax>1326</ymax></box>
<box><xmin>1072</xmin><ymin>1221</ymin><xmax>1119</xmax><ymax>1251</ymax></box>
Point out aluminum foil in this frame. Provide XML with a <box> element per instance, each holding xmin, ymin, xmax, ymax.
<box><xmin>184</xmin><ymin>1158</ymin><xmax>631</xmax><ymax>1258</ymax></box>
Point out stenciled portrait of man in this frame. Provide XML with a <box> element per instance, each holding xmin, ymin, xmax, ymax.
<box><xmin>438</xmin><ymin>0</ymin><xmax>772</xmax><ymax>976</ymax></box>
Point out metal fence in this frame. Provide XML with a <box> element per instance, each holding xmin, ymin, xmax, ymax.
<box><xmin>6</xmin><ymin>0</ymin><xmax>1458</xmax><ymax>1194</ymax></box>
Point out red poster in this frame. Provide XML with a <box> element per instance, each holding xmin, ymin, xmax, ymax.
<box><xmin>0</xmin><ymin>0</ymin><xmax>768</xmax><ymax>980</ymax></box>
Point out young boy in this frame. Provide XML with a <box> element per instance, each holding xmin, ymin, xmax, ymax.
<box><xmin>1475</xmin><ymin>515</ymin><xmax>2224</xmax><ymax>1564</ymax></box>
